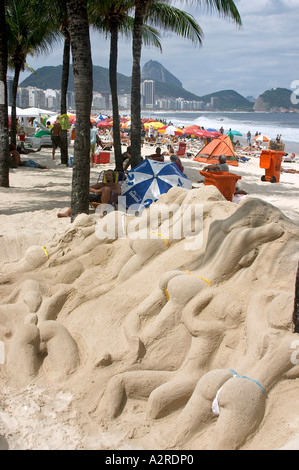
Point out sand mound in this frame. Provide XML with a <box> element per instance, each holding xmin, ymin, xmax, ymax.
<box><xmin>0</xmin><ymin>184</ymin><xmax>299</xmax><ymax>450</ymax></box>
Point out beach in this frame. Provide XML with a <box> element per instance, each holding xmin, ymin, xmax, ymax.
<box><xmin>0</xmin><ymin>141</ymin><xmax>299</xmax><ymax>451</ymax></box>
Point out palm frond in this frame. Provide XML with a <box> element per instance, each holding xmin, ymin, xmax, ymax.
<box><xmin>173</xmin><ymin>0</ymin><xmax>242</xmax><ymax>26</ymax></box>
<box><xmin>147</xmin><ymin>3</ymin><xmax>204</xmax><ymax>45</ymax></box>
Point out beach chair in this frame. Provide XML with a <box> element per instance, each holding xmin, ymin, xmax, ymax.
<box><xmin>90</xmin><ymin>170</ymin><xmax>125</xmax><ymax>211</ymax></box>
<box><xmin>176</xmin><ymin>142</ymin><xmax>186</xmax><ymax>156</ymax></box>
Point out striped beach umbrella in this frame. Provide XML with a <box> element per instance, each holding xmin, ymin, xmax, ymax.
<box><xmin>121</xmin><ymin>159</ymin><xmax>192</xmax><ymax>210</ymax></box>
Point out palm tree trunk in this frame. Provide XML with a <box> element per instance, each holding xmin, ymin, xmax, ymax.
<box><xmin>109</xmin><ymin>23</ymin><xmax>122</xmax><ymax>172</ymax></box>
<box><xmin>60</xmin><ymin>29</ymin><xmax>71</xmax><ymax>165</ymax></box>
<box><xmin>293</xmin><ymin>262</ymin><xmax>299</xmax><ymax>333</ymax></box>
<box><xmin>0</xmin><ymin>0</ymin><xmax>10</xmax><ymax>188</ymax></box>
<box><xmin>130</xmin><ymin>1</ymin><xmax>147</xmax><ymax>168</ymax></box>
<box><xmin>10</xmin><ymin>64</ymin><xmax>21</xmax><ymax>148</ymax></box>
<box><xmin>66</xmin><ymin>0</ymin><xmax>93</xmax><ymax>221</ymax></box>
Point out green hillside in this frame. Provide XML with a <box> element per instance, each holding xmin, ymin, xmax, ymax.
<box><xmin>254</xmin><ymin>88</ymin><xmax>299</xmax><ymax>112</ymax></box>
<box><xmin>200</xmin><ymin>89</ymin><xmax>254</xmax><ymax>111</ymax></box>
<box><xmin>20</xmin><ymin>65</ymin><xmax>131</xmax><ymax>94</ymax></box>
<box><xmin>19</xmin><ymin>64</ymin><xmax>254</xmax><ymax>111</ymax></box>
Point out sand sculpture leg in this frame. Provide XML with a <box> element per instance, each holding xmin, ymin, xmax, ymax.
<box><xmin>6</xmin><ymin>317</ymin><xmax>79</xmax><ymax>384</ymax></box>
<box><xmin>99</xmin><ymin>370</ymin><xmax>173</xmax><ymax>419</ymax></box>
<box><xmin>146</xmin><ymin>375</ymin><xmax>200</xmax><ymax>420</ymax></box>
<box><xmin>7</xmin><ymin>317</ymin><xmax>41</xmax><ymax>385</ymax></box>
<box><xmin>39</xmin><ymin>321</ymin><xmax>80</xmax><ymax>378</ymax></box>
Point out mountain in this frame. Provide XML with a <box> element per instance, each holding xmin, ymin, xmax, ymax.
<box><xmin>141</xmin><ymin>60</ymin><xmax>182</xmax><ymax>88</ymax></box>
<box><xmin>246</xmin><ymin>96</ymin><xmax>256</xmax><ymax>103</ymax></box>
<box><xmin>254</xmin><ymin>88</ymin><xmax>299</xmax><ymax>113</ymax></box>
<box><xmin>18</xmin><ymin>62</ymin><xmax>259</xmax><ymax>111</ymax></box>
<box><xmin>200</xmin><ymin>90</ymin><xmax>254</xmax><ymax>111</ymax></box>
<box><xmin>20</xmin><ymin>65</ymin><xmax>131</xmax><ymax>94</ymax></box>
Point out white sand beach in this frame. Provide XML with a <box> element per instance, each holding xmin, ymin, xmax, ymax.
<box><xmin>0</xmin><ymin>141</ymin><xmax>299</xmax><ymax>451</ymax></box>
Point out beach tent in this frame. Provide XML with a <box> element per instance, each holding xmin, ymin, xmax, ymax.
<box><xmin>193</xmin><ymin>135</ymin><xmax>238</xmax><ymax>166</ymax></box>
<box><xmin>8</xmin><ymin>106</ymin><xmax>25</xmax><ymax>116</ymax></box>
<box><xmin>17</xmin><ymin>107</ymin><xmax>57</xmax><ymax>117</ymax></box>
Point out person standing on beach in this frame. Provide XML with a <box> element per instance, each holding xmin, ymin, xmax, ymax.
<box><xmin>50</xmin><ymin>117</ymin><xmax>62</xmax><ymax>161</ymax></box>
<box><xmin>90</xmin><ymin>122</ymin><xmax>100</xmax><ymax>167</ymax></box>
<box><xmin>247</xmin><ymin>131</ymin><xmax>251</xmax><ymax>144</ymax></box>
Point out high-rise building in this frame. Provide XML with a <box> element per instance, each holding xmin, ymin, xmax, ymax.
<box><xmin>7</xmin><ymin>76</ymin><xmax>13</xmax><ymax>106</ymax></box>
<box><xmin>141</xmin><ymin>80</ymin><xmax>155</xmax><ymax>109</ymax></box>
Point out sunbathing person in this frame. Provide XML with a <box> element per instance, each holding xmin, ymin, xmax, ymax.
<box><xmin>57</xmin><ymin>169</ymin><xmax>121</xmax><ymax>218</ymax></box>
<box><xmin>9</xmin><ymin>144</ymin><xmax>48</xmax><ymax>169</ymax></box>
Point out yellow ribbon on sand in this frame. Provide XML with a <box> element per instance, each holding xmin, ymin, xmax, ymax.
<box><xmin>185</xmin><ymin>270</ymin><xmax>212</xmax><ymax>286</ymax></box>
<box><xmin>42</xmin><ymin>246</ymin><xmax>49</xmax><ymax>260</ymax></box>
<box><xmin>165</xmin><ymin>270</ymin><xmax>211</xmax><ymax>301</ymax></box>
<box><xmin>150</xmin><ymin>232</ymin><xmax>170</xmax><ymax>247</ymax></box>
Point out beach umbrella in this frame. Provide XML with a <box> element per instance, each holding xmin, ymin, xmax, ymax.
<box><xmin>68</xmin><ymin>115</ymin><xmax>76</xmax><ymax>124</ymax></box>
<box><xmin>121</xmin><ymin>120</ymin><xmax>131</xmax><ymax>129</ymax></box>
<box><xmin>121</xmin><ymin>159</ymin><xmax>192</xmax><ymax>210</ymax></box>
<box><xmin>194</xmin><ymin>129</ymin><xmax>213</xmax><ymax>138</ymax></box>
<box><xmin>227</xmin><ymin>130</ymin><xmax>242</xmax><ymax>137</ymax></box>
<box><xmin>210</xmin><ymin>131</ymin><xmax>222</xmax><ymax>137</ymax></box>
<box><xmin>182</xmin><ymin>125</ymin><xmax>201</xmax><ymax>135</ymax></box>
<box><xmin>97</xmin><ymin>114</ymin><xmax>110</xmax><ymax>121</ymax></box>
<box><xmin>144</xmin><ymin>121</ymin><xmax>164</xmax><ymax>129</ymax></box>
<box><xmin>158</xmin><ymin>125</ymin><xmax>183</xmax><ymax>136</ymax></box>
<box><xmin>254</xmin><ymin>134</ymin><xmax>270</xmax><ymax>142</ymax></box>
<box><xmin>97</xmin><ymin>120</ymin><xmax>113</xmax><ymax>128</ymax></box>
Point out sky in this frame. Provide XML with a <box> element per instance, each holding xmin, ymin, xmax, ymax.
<box><xmin>19</xmin><ymin>0</ymin><xmax>299</xmax><ymax>99</ymax></box>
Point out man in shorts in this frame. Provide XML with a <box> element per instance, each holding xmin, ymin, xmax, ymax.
<box><xmin>50</xmin><ymin>117</ymin><xmax>62</xmax><ymax>161</ymax></box>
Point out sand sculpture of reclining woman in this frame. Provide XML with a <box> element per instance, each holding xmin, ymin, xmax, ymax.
<box><xmin>97</xmin><ymin>197</ymin><xmax>299</xmax><ymax>449</ymax></box>
<box><xmin>163</xmin><ymin>289</ymin><xmax>297</xmax><ymax>450</ymax></box>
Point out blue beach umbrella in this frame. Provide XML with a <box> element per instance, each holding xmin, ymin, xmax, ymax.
<box><xmin>121</xmin><ymin>159</ymin><xmax>192</xmax><ymax>210</ymax></box>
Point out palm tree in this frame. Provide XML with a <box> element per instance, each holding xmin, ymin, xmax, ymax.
<box><xmin>293</xmin><ymin>261</ymin><xmax>299</xmax><ymax>333</ymax></box>
<box><xmin>89</xmin><ymin>0</ymin><xmax>161</xmax><ymax>171</ymax></box>
<box><xmin>0</xmin><ymin>0</ymin><xmax>10</xmax><ymax>188</ymax></box>
<box><xmin>59</xmin><ymin>23</ymin><xmax>71</xmax><ymax>166</ymax></box>
<box><xmin>130</xmin><ymin>0</ymin><xmax>242</xmax><ymax>168</ymax></box>
<box><xmin>66</xmin><ymin>0</ymin><xmax>93</xmax><ymax>220</ymax></box>
<box><xmin>6</xmin><ymin>0</ymin><xmax>59</xmax><ymax>146</ymax></box>
<box><xmin>33</xmin><ymin>0</ymin><xmax>70</xmax><ymax>165</ymax></box>
<box><xmin>89</xmin><ymin>0</ymin><xmax>133</xmax><ymax>171</ymax></box>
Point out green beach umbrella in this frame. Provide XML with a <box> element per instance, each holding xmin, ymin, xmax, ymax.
<box><xmin>227</xmin><ymin>130</ymin><xmax>242</xmax><ymax>137</ymax></box>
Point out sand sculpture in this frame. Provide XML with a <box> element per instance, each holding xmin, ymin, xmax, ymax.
<box><xmin>0</xmin><ymin>186</ymin><xmax>298</xmax><ymax>450</ymax></box>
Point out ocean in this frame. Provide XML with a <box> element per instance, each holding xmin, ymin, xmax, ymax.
<box><xmin>143</xmin><ymin>111</ymin><xmax>299</xmax><ymax>154</ymax></box>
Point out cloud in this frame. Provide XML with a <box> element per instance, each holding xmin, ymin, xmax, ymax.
<box><xmin>19</xmin><ymin>0</ymin><xmax>298</xmax><ymax>99</ymax></box>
